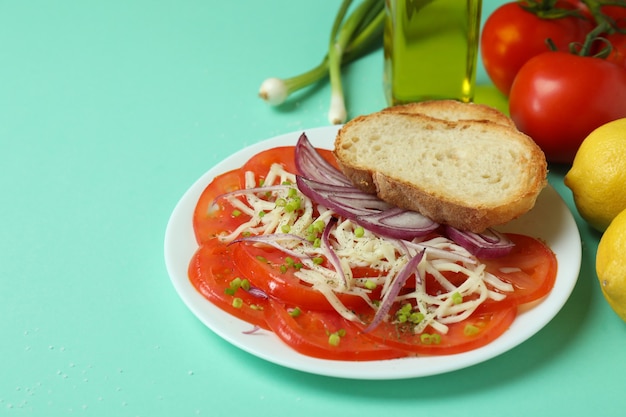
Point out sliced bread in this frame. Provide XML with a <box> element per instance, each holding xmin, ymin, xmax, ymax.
<box><xmin>333</xmin><ymin>111</ymin><xmax>547</xmax><ymax>233</ymax></box>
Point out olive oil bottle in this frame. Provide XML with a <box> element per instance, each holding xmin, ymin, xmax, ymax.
<box><xmin>384</xmin><ymin>0</ymin><xmax>482</xmax><ymax>105</ymax></box>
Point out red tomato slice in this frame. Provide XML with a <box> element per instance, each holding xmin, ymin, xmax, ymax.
<box><xmin>242</xmin><ymin>145</ymin><xmax>338</xmax><ymax>179</ymax></box>
<box><xmin>193</xmin><ymin>145</ymin><xmax>338</xmax><ymax>244</ymax></box>
<box><xmin>483</xmin><ymin>233</ymin><xmax>558</xmax><ymax>306</ymax></box>
<box><xmin>193</xmin><ymin>169</ymin><xmax>246</xmax><ymax>244</ymax></box>
<box><xmin>264</xmin><ymin>299</ymin><xmax>409</xmax><ymax>361</ymax></box>
<box><xmin>242</xmin><ymin>146</ymin><xmax>297</xmax><ymax>178</ymax></box>
<box><xmin>231</xmin><ymin>242</ymin><xmax>376</xmax><ymax>311</ymax></box>
<box><xmin>357</xmin><ymin>305</ymin><xmax>517</xmax><ymax>356</ymax></box>
<box><xmin>188</xmin><ymin>240</ymin><xmax>269</xmax><ymax>330</ymax></box>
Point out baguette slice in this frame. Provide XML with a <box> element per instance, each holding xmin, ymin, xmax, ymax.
<box><xmin>333</xmin><ymin>111</ymin><xmax>547</xmax><ymax>233</ymax></box>
<box><xmin>382</xmin><ymin>99</ymin><xmax>517</xmax><ymax>128</ymax></box>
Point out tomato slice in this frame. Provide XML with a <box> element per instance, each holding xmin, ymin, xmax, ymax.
<box><xmin>357</xmin><ymin>305</ymin><xmax>518</xmax><ymax>355</ymax></box>
<box><xmin>193</xmin><ymin>146</ymin><xmax>338</xmax><ymax>245</ymax></box>
<box><xmin>231</xmin><ymin>242</ymin><xmax>376</xmax><ymax>311</ymax></box>
<box><xmin>188</xmin><ymin>239</ymin><xmax>269</xmax><ymax>329</ymax></box>
<box><xmin>241</xmin><ymin>145</ymin><xmax>338</xmax><ymax>179</ymax></box>
<box><xmin>264</xmin><ymin>299</ymin><xmax>409</xmax><ymax>361</ymax></box>
<box><xmin>193</xmin><ymin>169</ymin><xmax>246</xmax><ymax>244</ymax></box>
<box><xmin>483</xmin><ymin>233</ymin><xmax>558</xmax><ymax>306</ymax></box>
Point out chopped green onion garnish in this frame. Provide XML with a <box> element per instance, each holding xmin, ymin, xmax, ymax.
<box><xmin>232</xmin><ymin>298</ymin><xmax>243</xmax><ymax>308</ymax></box>
<box><xmin>409</xmin><ymin>312</ymin><xmax>424</xmax><ymax>324</ymax></box>
<box><xmin>328</xmin><ymin>329</ymin><xmax>345</xmax><ymax>347</ymax></box>
<box><xmin>420</xmin><ymin>333</ymin><xmax>441</xmax><ymax>345</ymax></box>
<box><xmin>464</xmin><ymin>324</ymin><xmax>480</xmax><ymax>336</ymax></box>
<box><xmin>313</xmin><ymin>220</ymin><xmax>325</xmax><ymax>233</ymax></box>
<box><xmin>364</xmin><ymin>280</ymin><xmax>376</xmax><ymax>290</ymax></box>
<box><xmin>452</xmin><ymin>292</ymin><xmax>463</xmax><ymax>305</ymax></box>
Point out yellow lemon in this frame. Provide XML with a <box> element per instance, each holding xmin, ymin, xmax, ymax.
<box><xmin>564</xmin><ymin>118</ymin><xmax>626</xmax><ymax>232</ymax></box>
<box><xmin>596</xmin><ymin>208</ymin><xmax>626</xmax><ymax>322</ymax></box>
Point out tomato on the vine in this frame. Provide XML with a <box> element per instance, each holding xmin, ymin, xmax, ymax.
<box><xmin>591</xmin><ymin>6</ymin><xmax>626</xmax><ymax>68</ymax></box>
<box><xmin>481</xmin><ymin>1</ymin><xmax>593</xmax><ymax>96</ymax></box>
<box><xmin>599</xmin><ymin>33</ymin><xmax>626</xmax><ymax>67</ymax></box>
<box><xmin>508</xmin><ymin>51</ymin><xmax>626</xmax><ymax>164</ymax></box>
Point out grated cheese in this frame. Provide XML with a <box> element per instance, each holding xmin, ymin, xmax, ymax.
<box><xmin>214</xmin><ymin>163</ymin><xmax>514</xmax><ymax>335</ymax></box>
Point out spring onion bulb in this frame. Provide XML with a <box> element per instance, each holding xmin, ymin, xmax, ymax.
<box><xmin>258</xmin><ymin>0</ymin><xmax>384</xmax><ymax>122</ymax></box>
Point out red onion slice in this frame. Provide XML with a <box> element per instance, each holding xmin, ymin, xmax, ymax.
<box><xmin>297</xmin><ymin>176</ymin><xmax>438</xmax><ymax>240</ymax></box>
<box><xmin>321</xmin><ymin>217</ymin><xmax>347</xmax><ymax>289</ymax></box>
<box><xmin>444</xmin><ymin>225</ymin><xmax>515</xmax><ymax>258</ymax></box>
<box><xmin>356</xmin><ymin>207</ymin><xmax>439</xmax><ymax>240</ymax></box>
<box><xmin>296</xmin><ymin>176</ymin><xmax>387</xmax><ymax>218</ymax></box>
<box><xmin>362</xmin><ymin>249</ymin><xmax>425</xmax><ymax>333</ymax></box>
<box><xmin>295</xmin><ymin>133</ymin><xmax>352</xmax><ymax>186</ymax></box>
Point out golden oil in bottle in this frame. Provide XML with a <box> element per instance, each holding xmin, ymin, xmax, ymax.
<box><xmin>384</xmin><ymin>0</ymin><xmax>482</xmax><ymax>105</ymax></box>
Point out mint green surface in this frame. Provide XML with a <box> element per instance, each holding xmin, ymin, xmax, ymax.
<box><xmin>1</xmin><ymin>1</ymin><xmax>624</xmax><ymax>415</ymax></box>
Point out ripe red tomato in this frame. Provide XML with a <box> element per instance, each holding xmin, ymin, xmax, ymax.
<box><xmin>591</xmin><ymin>6</ymin><xmax>626</xmax><ymax>68</ymax></box>
<box><xmin>603</xmin><ymin>33</ymin><xmax>626</xmax><ymax>67</ymax></box>
<box><xmin>601</xmin><ymin>5</ymin><xmax>626</xmax><ymax>30</ymax></box>
<box><xmin>481</xmin><ymin>1</ymin><xmax>593</xmax><ymax>96</ymax></box>
<box><xmin>509</xmin><ymin>51</ymin><xmax>626</xmax><ymax>163</ymax></box>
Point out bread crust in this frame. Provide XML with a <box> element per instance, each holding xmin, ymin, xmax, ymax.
<box><xmin>382</xmin><ymin>99</ymin><xmax>517</xmax><ymax>128</ymax></box>
<box><xmin>333</xmin><ymin>106</ymin><xmax>547</xmax><ymax>233</ymax></box>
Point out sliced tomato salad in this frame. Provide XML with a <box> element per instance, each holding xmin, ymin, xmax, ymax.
<box><xmin>188</xmin><ymin>239</ymin><xmax>270</xmax><ymax>330</ymax></box>
<box><xmin>188</xmin><ymin>145</ymin><xmax>558</xmax><ymax>361</ymax></box>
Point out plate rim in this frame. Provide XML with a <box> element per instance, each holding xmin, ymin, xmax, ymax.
<box><xmin>164</xmin><ymin>125</ymin><xmax>582</xmax><ymax>380</ymax></box>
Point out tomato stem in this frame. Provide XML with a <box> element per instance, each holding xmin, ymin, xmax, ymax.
<box><xmin>578</xmin><ymin>0</ymin><xmax>626</xmax><ymax>56</ymax></box>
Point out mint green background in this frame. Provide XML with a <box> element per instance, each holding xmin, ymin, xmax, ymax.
<box><xmin>1</xmin><ymin>1</ymin><xmax>623</xmax><ymax>415</ymax></box>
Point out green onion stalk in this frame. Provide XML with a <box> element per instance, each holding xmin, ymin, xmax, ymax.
<box><xmin>258</xmin><ymin>0</ymin><xmax>385</xmax><ymax>124</ymax></box>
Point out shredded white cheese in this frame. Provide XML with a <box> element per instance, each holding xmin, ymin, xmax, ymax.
<box><xmin>215</xmin><ymin>163</ymin><xmax>514</xmax><ymax>335</ymax></box>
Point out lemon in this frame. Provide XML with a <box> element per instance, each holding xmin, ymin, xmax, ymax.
<box><xmin>564</xmin><ymin>118</ymin><xmax>626</xmax><ymax>232</ymax></box>
<box><xmin>596</xmin><ymin>208</ymin><xmax>626</xmax><ymax>322</ymax></box>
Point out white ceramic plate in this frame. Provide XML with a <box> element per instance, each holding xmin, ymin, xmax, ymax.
<box><xmin>164</xmin><ymin>125</ymin><xmax>581</xmax><ymax>380</ymax></box>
